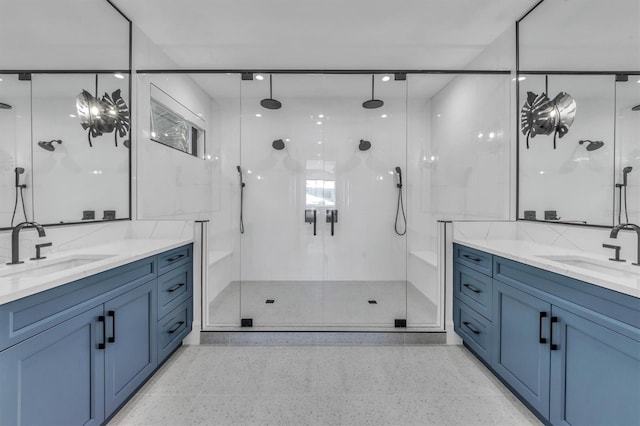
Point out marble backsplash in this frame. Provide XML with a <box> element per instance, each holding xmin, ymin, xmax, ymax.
<box><xmin>0</xmin><ymin>220</ymin><xmax>195</xmax><ymax>265</ymax></box>
<box><xmin>453</xmin><ymin>220</ymin><xmax>639</xmax><ymax>263</ymax></box>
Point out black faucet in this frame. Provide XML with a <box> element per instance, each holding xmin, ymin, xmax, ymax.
<box><xmin>6</xmin><ymin>221</ymin><xmax>46</xmax><ymax>265</ymax></box>
<box><xmin>610</xmin><ymin>223</ymin><xmax>640</xmax><ymax>266</ymax></box>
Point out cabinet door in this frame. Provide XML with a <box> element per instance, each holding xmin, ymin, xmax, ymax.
<box><xmin>104</xmin><ymin>280</ymin><xmax>157</xmax><ymax>416</ymax></box>
<box><xmin>493</xmin><ymin>280</ymin><xmax>551</xmax><ymax>417</ymax></box>
<box><xmin>550</xmin><ymin>306</ymin><xmax>640</xmax><ymax>426</ymax></box>
<box><xmin>0</xmin><ymin>305</ymin><xmax>105</xmax><ymax>426</ymax></box>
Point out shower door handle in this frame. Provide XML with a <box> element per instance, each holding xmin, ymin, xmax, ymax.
<box><xmin>305</xmin><ymin>209</ymin><xmax>317</xmax><ymax>236</ymax></box>
<box><xmin>326</xmin><ymin>210</ymin><xmax>338</xmax><ymax>236</ymax></box>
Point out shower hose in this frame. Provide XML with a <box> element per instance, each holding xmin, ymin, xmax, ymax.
<box><xmin>395</xmin><ymin>182</ymin><xmax>407</xmax><ymax>236</ymax></box>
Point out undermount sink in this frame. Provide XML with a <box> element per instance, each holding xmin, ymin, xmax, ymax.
<box><xmin>536</xmin><ymin>254</ymin><xmax>640</xmax><ymax>278</ymax></box>
<box><xmin>0</xmin><ymin>254</ymin><xmax>115</xmax><ymax>279</ymax></box>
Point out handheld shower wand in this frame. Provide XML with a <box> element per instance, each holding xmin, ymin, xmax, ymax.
<box><xmin>237</xmin><ymin>166</ymin><xmax>245</xmax><ymax>234</ymax></box>
<box><xmin>11</xmin><ymin>168</ymin><xmax>28</xmax><ymax>227</ymax></box>
<box><xmin>623</xmin><ymin>166</ymin><xmax>633</xmax><ymax>186</ymax></box>
<box><xmin>616</xmin><ymin>166</ymin><xmax>633</xmax><ymax>224</ymax></box>
<box><xmin>394</xmin><ymin>166</ymin><xmax>406</xmax><ymax>236</ymax></box>
<box><xmin>395</xmin><ymin>166</ymin><xmax>403</xmax><ymax>188</ymax></box>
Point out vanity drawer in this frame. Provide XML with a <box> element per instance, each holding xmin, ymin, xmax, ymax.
<box><xmin>158</xmin><ymin>265</ymin><xmax>192</xmax><ymax>318</ymax></box>
<box><xmin>454</xmin><ymin>300</ymin><xmax>492</xmax><ymax>364</ymax></box>
<box><xmin>158</xmin><ymin>299</ymin><xmax>192</xmax><ymax>362</ymax></box>
<box><xmin>454</xmin><ymin>244</ymin><xmax>493</xmax><ymax>276</ymax></box>
<box><xmin>157</xmin><ymin>244</ymin><xmax>192</xmax><ymax>276</ymax></box>
<box><xmin>454</xmin><ymin>264</ymin><xmax>493</xmax><ymax>320</ymax></box>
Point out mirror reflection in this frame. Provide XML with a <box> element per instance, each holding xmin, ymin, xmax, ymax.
<box><xmin>0</xmin><ymin>73</ymin><xmax>130</xmax><ymax>228</ymax></box>
<box><xmin>518</xmin><ymin>74</ymin><xmax>640</xmax><ymax>226</ymax></box>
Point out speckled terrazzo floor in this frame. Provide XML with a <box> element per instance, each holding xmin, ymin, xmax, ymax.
<box><xmin>107</xmin><ymin>345</ymin><xmax>541</xmax><ymax>426</ymax></box>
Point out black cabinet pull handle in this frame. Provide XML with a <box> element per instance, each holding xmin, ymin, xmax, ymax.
<box><xmin>167</xmin><ymin>254</ymin><xmax>185</xmax><ymax>262</ymax></box>
<box><xmin>462</xmin><ymin>254</ymin><xmax>482</xmax><ymax>262</ymax></box>
<box><xmin>98</xmin><ymin>316</ymin><xmax>106</xmax><ymax>349</ymax></box>
<box><xmin>313</xmin><ymin>210</ymin><xmax>317</xmax><ymax>236</ymax></box>
<box><xmin>167</xmin><ymin>283</ymin><xmax>185</xmax><ymax>293</ymax></box>
<box><xmin>463</xmin><ymin>283</ymin><xmax>481</xmax><ymax>293</ymax></box>
<box><xmin>462</xmin><ymin>321</ymin><xmax>480</xmax><ymax>335</ymax></box>
<box><xmin>108</xmin><ymin>310</ymin><xmax>116</xmax><ymax>343</ymax></box>
<box><xmin>168</xmin><ymin>321</ymin><xmax>185</xmax><ymax>334</ymax></box>
<box><xmin>550</xmin><ymin>316</ymin><xmax>558</xmax><ymax>350</ymax></box>
<box><xmin>539</xmin><ymin>311</ymin><xmax>547</xmax><ymax>344</ymax></box>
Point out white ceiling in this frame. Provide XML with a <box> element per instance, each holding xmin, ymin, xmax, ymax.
<box><xmin>112</xmin><ymin>0</ymin><xmax>539</xmax><ymax>69</ymax></box>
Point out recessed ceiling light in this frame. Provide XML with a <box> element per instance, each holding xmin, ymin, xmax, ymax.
<box><xmin>285</xmin><ymin>138</ymin><xmax>290</xmax><ymax>142</ymax></box>
<box><xmin>318</xmin><ymin>114</ymin><xmax>324</xmax><ymax>118</ymax></box>
<box><xmin>317</xmin><ymin>141</ymin><xmax>322</xmax><ymax>144</ymax></box>
<box><xmin>0</xmin><ymin>78</ymin><xmax>3</xmax><ymax>82</ymax></box>
<box><xmin>256</xmin><ymin>74</ymin><xmax>264</xmax><ymax>80</ymax></box>
<box><xmin>637</xmin><ymin>79</ymin><xmax>640</xmax><ymax>83</ymax></box>
<box><xmin>477</xmin><ymin>132</ymin><xmax>483</xmax><ymax>138</ymax></box>
<box><xmin>382</xmin><ymin>76</ymin><xmax>391</xmax><ymax>82</ymax></box>
<box><xmin>316</xmin><ymin>121</ymin><xmax>322</xmax><ymax>125</ymax></box>
<box><xmin>539</xmin><ymin>171</ymin><xmax>545</xmax><ymax>175</ymax></box>
<box><xmin>256</xmin><ymin>113</ymin><xmax>262</xmax><ymax>117</ymax></box>
<box><xmin>69</xmin><ymin>114</ymin><xmax>76</xmax><ymax>118</ymax></box>
<box><xmin>489</xmin><ymin>132</ymin><xmax>495</xmax><ymax>139</ymax></box>
<box><xmin>437</xmin><ymin>114</ymin><xmax>441</xmax><ymax>118</ymax></box>
<box><xmin>114</xmin><ymin>73</ymin><xmax>125</xmax><ymax>79</ymax></box>
<box><xmin>381</xmin><ymin>114</ymin><xmax>387</xmax><ymax>118</ymax></box>
<box><xmin>247</xmin><ymin>170</ymin><xmax>253</xmax><ymax>174</ymax></box>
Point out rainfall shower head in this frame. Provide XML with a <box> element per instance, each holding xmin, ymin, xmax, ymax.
<box><xmin>272</xmin><ymin>139</ymin><xmax>285</xmax><ymax>150</ymax></box>
<box><xmin>0</xmin><ymin>102</ymin><xmax>12</xmax><ymax>109</ymax></box>
<box><xmin>362</xmin><ymin>75</ymin><xmax>384</xmax><ymax>109</ymax></box>
<box><xmin>37</xmin><ymin>139</ymin><xmax>62</xmax><ymax>152</ymax></box>
<box><xmin>260</xmin><ymin>75</ymin><xmax>282</xmax><ymax>110</ymax></box>
<box><xmin>578</xmin><ymin>139</ymin><xmax>604</xmax><ymax>151</ymax></box>
<box><xmin>358</xmin><ymin>139</ymin><xmax>372</xmax><ymax>151</ymax></box>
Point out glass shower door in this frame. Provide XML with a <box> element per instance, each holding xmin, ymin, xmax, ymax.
<box><xmin>239</xmin><ymin>74</ymin><xmax>326</xmax><ymax>327</ymax></box>
<box><xmin>321</xmin><ymin>74</ymin><xmax>408</xmax><ymax>328</ymax></box>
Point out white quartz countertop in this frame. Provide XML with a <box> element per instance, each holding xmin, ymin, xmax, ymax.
<box><xmin>0</xmin><ymin>238</ymin><xmax>193</xmax><ymax>305</ymax></box>
<box><xmin>453</xmin><ymin>238</ymin><xmax>640</xmax><ymax>299</ymax></box>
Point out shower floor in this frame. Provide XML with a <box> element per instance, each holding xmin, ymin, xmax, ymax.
<box><xmin>207</xmin><ymin>281</ymin><xmax>439</xmax><ymax>330</ymax></box>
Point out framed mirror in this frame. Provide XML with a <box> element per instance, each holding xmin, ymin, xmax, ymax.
<box><xmin>0</xmin><ymin>0</ymin><xmax>131</xmax><ymax>230</ymax></box>
<box><xmin>516</xmin><ymin>0</ymin><xmax>640</xmax><ymax>227</ymax></box>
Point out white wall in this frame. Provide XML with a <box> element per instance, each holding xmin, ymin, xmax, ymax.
<box><xmin>238</xmin><ymin>74</ymin><xmax>407</xmax><ymax>282</ymax></box>
<box><xmin>134</xmin><ymin>26</ymin><xmax>215</xmax><ymax>222</ymax></box>
<box><xmin>0</xmin><ymin>0</ymin><xmax>129</xmax><ymax>70</ymax></box>
<box><xmin>519</xmin><ymin>0</ymin><xmax>640</xmax><ymax>72</ymax></box>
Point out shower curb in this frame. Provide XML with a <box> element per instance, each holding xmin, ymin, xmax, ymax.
<box><xmin>200</xmin><ymin>331</ymin><xmax>446</xmax><ymax>345</ymax></box>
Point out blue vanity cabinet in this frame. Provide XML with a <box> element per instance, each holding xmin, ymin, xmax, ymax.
<box><xmin>156</xmin><ymin>249</ymin><xmax>193</xmax><ymax>365</ymax></box>
<box><xmin>492</xmin><ymin>280</ymin><xmax>551</xmax><ymax>417</ymax></box>
<box><xmin>0</xmin><ymin>244</ymin><xmax>194</xmax><ymax>426</ymax></box>
<box><xmin>453</xmin><ymin>243</ymin><xmax>640</xmax><ymax>426</ymax></box>
<box><xmin>549</xmin><ymin>305</ymin><xmax>640</xmax><ymax>426</ymax></box>
<box><xmin>453</xmin><ymin>244</ymin><xmax>494</xmax><ymax>364</ymax></box>
<box><xmin>0</xmin><ymin>304</ymin><xmax>106</xmax><ymax>426</ymax></box>
<box><xmin>104</xmin><ymin>279</ymin><xmax>157</xmax><ymax>416</ymax></box>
